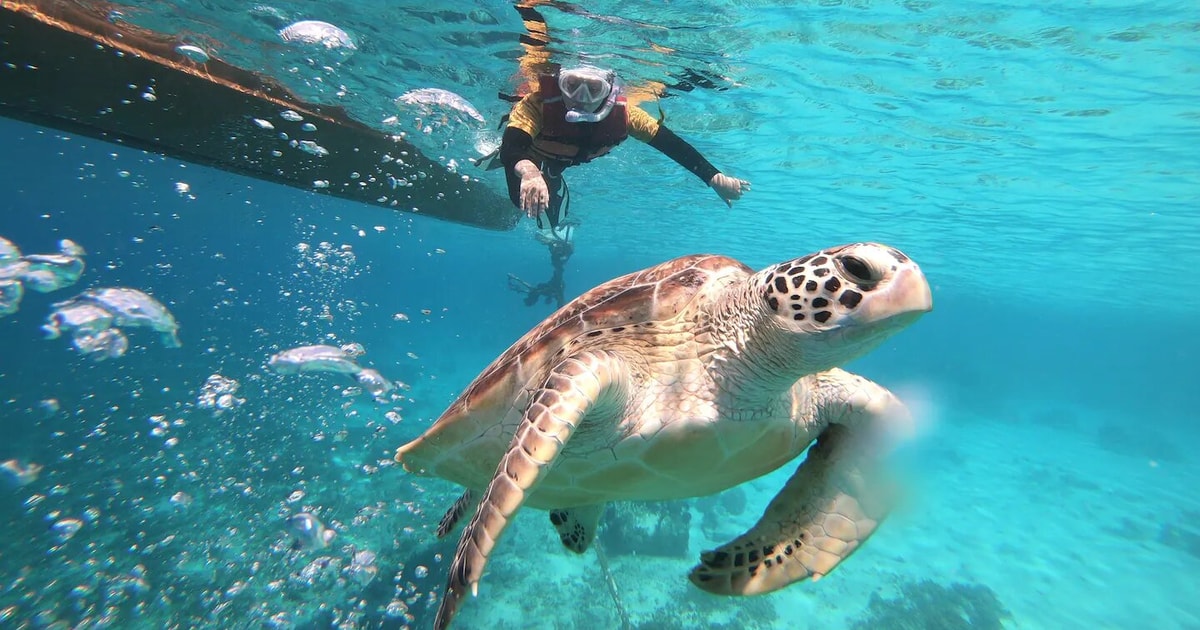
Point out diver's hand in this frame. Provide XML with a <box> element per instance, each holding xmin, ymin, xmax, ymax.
<box><xmin>709</xmin><ymin>172</ymin><xmax>751</xmax><ymax>208</ymax></box>
<box><xmin>515</xmin><ymin>160</ymin><xmax>549</xmax><ymax>218</ymax></box>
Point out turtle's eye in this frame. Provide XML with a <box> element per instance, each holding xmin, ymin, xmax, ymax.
<box><xmin>838</xmin><ymin>255</ymin><xmax>877</xmax><ymax>284</ymax></box>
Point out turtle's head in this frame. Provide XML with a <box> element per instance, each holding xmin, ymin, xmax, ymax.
<box><xmin>755</xmin><ymin>243</ymin><xmax>932</xmax><ymax>371</ymax></box>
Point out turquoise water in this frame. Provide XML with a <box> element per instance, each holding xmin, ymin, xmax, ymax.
<box><xmin>1</xmin><ymin>1</ymin><xmax>1199</xmax><ymax>628</ymax></box>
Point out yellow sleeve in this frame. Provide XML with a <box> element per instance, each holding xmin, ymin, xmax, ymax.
<box><xmin>627</xmin><ymin>105</ymin><xmax>662</xmax><ymax>143</ymax></box>
<box><xmin>506</xmin><ymin>93</ymin><xmax>543</xmax><ymax>137</ymax></box>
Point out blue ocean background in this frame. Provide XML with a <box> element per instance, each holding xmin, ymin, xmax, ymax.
<box><xmin>2</xmin><ymin>1</ymin><xmax>1198</xmax><ymax>628</ymax></box>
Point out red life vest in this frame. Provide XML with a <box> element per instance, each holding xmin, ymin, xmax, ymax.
<box><xmin>532</xmin><ymin>73</ymin><xmax>628</xmax><ymax>165</ymax></box>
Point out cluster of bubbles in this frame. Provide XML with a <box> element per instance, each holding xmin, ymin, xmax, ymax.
<box><xmin>290</xmin><ymin>238</ymin><xmax>365</xmax><ymax>333</ymax></box>
<box><xmin>246</xmin><ymin>108</ymin><xmax>338</xmax><ymax>171</ymax></box>
<box><xmin>0</xmin><ymin>238</ymin><xmax>75</xmax><ymax>491</ymax></box>
<box><xmin>195</xmin><ymin>374</ymin><xmax>245</xmax><ymax>415</ymax></box>
<box><xmin>240</xmin><ymin>5</ymin><xmax>487</xmax><ymax>193</ymax></box>
<box><xmin>268</xmin><ymin>343</ymin><xmax>395</xmax><ymax>400</ymax></box>
<box><xmin>395</xmin><ymin>88</ymin><xmax>486</xmax><ymax>128</ymax></box>
<box><xmin>43</xmin><ymin>288</ymin><xmax>181</xmax><ymax>361</ymax></box>
<box><xmin>174</xmin><ymin>11</ymin><xmax>357</xmax><ymax>67</ymax></box>
<box><xmin>246</xmin><ymin>6</ymin><xmax>359</xmax><ymax>110</ymax></box>
<box><xmin>286</xmin><ymin>512</ymin><xmax>337</xmax><ymax>551</ymax></box>
<box><xmin>1</xmin><ymin>458</ymin><xmax>42</xmax><ymax>487</ymax></box>
<box><xmin>294</xmin><ymin>241</ymin><xmax>358</xmax><ymax>279</ymax></box>
<box><xmin>2</xmin><ymin>223</ymin><xmax>443</xmax><ymax>627</ymax></box>
<box><xmin>0</xmin><ymin>236</ymin><xmax>86</xmax><ymax>316</ymax></box>
<box><xmin>2</xmin><ymin>235</ymin><xmax>178</xmax><ymax>361</ymax></box>
<box><xmin>277</xmin><ymin>20</ymin><xmax>357</xmax><ymax>52</ymax></box>
<box><xmin>3</xmin><ymin>6</ymin><xmax>516</xmax><ymax>626</ymax></box>
<box><xmin>4</xmin><ymin>386</ymin><xmax>426</xmax><ymax>628</ymax></box>
<box><xmin>390</xmin><ymin>87</ymin><xmax>495</xmax><ymax>182</ymax></box>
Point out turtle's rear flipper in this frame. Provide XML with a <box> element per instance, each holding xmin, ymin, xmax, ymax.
<box><xmin>550</xmin><ymin>503</ymin><xmax>606</xmax><ymax>553</ymax></box>
<box><xmin>689</xmin><ymin>424</ymin><xmax>889</xmax><ymax>595</ymax></box>
<box><xmin>435</xmin><ymin>350</ymin><xmax>629</xmax><ymax>630</ymax></box>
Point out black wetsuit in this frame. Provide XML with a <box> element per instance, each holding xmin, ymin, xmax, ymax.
<box><xmin>499</xmin><ymin>124</ymin><xmax>721</xmax><ymax>228</ymax></box>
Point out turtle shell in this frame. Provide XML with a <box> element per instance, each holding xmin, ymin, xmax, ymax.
<box><xmin>396</xmin><ymin>254</ymin><xmax>752</xmax><ymax>486</ymax></box>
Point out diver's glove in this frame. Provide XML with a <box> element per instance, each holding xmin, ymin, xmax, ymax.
<box><xmin>708</xmin><ymin>172</ymin><xmax>751</xmax><ymax>207</ymax></box>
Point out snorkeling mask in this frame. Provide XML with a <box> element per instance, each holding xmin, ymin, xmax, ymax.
<box><xmin>558</xmin><ymin>66</ymin><xmax>620</xmax><ymax>123</ymax></box>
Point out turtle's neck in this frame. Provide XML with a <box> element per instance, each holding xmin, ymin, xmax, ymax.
<box><xmin>698</xmin><ymin>275</ymin><xmax>822</xmax><ymax>408</ymax></box>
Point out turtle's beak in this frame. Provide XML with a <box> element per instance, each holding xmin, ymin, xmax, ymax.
<box><xmin>850</xmin><ymin>263</ymin><xmax>932</xmax><ymax>328</ymax></box>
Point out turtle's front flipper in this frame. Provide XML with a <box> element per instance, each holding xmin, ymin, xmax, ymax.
<box><xmin>690</xmin><ymin>370</ymin><xmax>910</xmax><ymax>595</ymax></box>
<box><xmin>689</xmin><ymin>424</ymin><xmax>886</xmax><ymax>595</ymax></box>
<box><xmin>550</xmin><ymin>503</ymin><xmax>606</xmax><ymax>553</ymax></box>
<box><xmin>435</xmin><ymin>350</ymin><xmax>628</xmax><ymax>630</ymax></box>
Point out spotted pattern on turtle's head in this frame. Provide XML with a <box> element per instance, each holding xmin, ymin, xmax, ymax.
<box><xmin>758</xmin><ymin>242</ymin><xmax>922</xmax><ymax>332</ymax></box>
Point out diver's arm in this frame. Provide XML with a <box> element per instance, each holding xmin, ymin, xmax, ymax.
<box><xmin>647</xmin><ymin>126</ymin><xmax>720</xmax><ymax>183</ymax></box>
<box><xmin>499</xmin><ymin>121</ymin><xmax>549</xmax><ymax>216</ymax></box>
<box><xmin>499</xmin><ymin>127</ymin><xmax>533</xmax><ymax>209</ymax></box>
<box><xmin>499</xmin><ymin>127</ymin><xmax>535</xmax><ymax>169</ymax></box>
<box><xmin>498</xmin><ymin>93</ymin><xmax>551</xmax><ymax>215</ymax></box>
<box><xmin>626</xmin><ymin>105</ymin><xmax>718</xmax><ymax>182</ymax></box>
<box><xmin>628</xmin><ymin>105</ymin><xmax>750</xmax><ymax>206</ymax></box>
<box><xmin>501</xmin><ymin>93</ymin><xmax>543</xmax><ymax>169</ymax></box>
<box><xmin>650</xmin><ymin>127</ymin><xmax>750</xmax><ymax>207</ymax></box>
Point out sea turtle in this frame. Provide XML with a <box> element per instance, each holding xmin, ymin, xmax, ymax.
<box><xmin>396</xmin><ymin>242</ymin><xmax>932</xmax><ymax>629</ymax></box>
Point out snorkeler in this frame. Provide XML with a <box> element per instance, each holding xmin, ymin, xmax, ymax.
<box><xmin>483</xmin><ymin>64</ymin><xmax>749</xmax><ymax>308</ymax></box>
<box><xmin>483</xmin><ymin>5</ymin><xmax>749</xmax><ymax>309</ymax></box>
<box><xmin>483</xmin><ymin>64</ymin><xmax>751</xmax><ymax>232</ymax></box>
